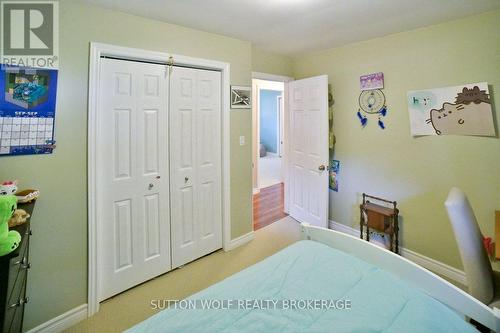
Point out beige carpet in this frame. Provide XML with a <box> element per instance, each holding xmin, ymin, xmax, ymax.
<box><xmin>65</xmin><ymin>216</ymin><xmax>301</xmax><ymax>333</ymax></box>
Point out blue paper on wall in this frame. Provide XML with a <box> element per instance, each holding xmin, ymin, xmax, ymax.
<box><xmin>329</xmin><ymin>160</ymin><xmax>340</xmax><ymax>192</ymax></box>
<box><xmin>0</xmin><ymin>66</ymin><xmax>58</xmax><ymax>156</ymax></box>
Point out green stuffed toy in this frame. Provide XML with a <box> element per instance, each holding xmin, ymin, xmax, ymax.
<box><xmin>0</xmin><ymin>195</ymin><xmax>21</xmax><ymax>256</ymax></box>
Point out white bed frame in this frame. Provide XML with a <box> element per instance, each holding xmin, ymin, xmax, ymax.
<box><xmin>301</xmin><ymin>223</ymin><xmax>500</xmax><ymax>332</ymax></box>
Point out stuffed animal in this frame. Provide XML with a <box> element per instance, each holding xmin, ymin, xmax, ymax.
<box><xmin>0</xmin><ymin>195</ymin><xmax>21</xmax><ymax>256</ymax></box>
<box><xmin>8</xmin><ymin>209</ymin><xmax>30</xmax><ymax>228</ymax></box>
<box><xmin>0</xmin><ymin>181</ymin><xmax>18</xmax><ymax>196</ymax></box>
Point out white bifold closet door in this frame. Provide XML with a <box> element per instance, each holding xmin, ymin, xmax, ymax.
<box><xmin>170</xmin><ymin>66</ymin><xmax>222</xmax><ymax>268</ymax></box>
<box><xmin>99</xmin><ymin>58</ymin><xmax>171</xmax><ymax>301</ymax></box>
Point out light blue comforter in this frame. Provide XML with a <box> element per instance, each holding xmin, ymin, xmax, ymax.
<box><xmin>127</xmin><ymin>240</ymin><xmax>477</xmax><ymax>332</ymax></box>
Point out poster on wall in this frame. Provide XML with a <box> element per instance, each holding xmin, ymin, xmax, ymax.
<box><xmin>407</xmin><ymin>82</ymin><xmax>495</xmax><ymax>137</ymax></box>
<box><xmin>360</xmin><ymin>72</ymin><xmax>384</xmax><ymax>91</ymax></box>
<box><xmin>329</xmin><ymin>160</ymin><xmax>340</xmax><ymax>192</ymax></box>
<box><xmin>0</xmin><ymin>66</ymin><xmax>58</xmax><ymax>156</ymax></box>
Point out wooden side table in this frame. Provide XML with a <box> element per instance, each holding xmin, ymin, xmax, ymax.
<box><xmin>360</xmin><ymin>193</ymin><xmax>399</xmax><ymax>254</ymax></box>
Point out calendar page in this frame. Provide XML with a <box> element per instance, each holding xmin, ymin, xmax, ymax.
<box><xmin>0</xmin><ymin>66</ymin><xmax>58</xmax><ymax>156</ymax></box>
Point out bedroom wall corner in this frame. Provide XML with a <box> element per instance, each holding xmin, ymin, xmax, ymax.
<box><xmin>251</xmin><ymin>47</ymin><xmax>294</xmax><ymax>77</ymax></box>
<box><xmin>291</xmin><ymin>9</ymin><xmax>500</xmax><ymax>271</ymax></box>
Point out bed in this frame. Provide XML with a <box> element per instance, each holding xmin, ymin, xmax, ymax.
<box><xmin>127</xmin><ymin>224</ymin><xmax>500</xmax><ymax>332</ymax></box>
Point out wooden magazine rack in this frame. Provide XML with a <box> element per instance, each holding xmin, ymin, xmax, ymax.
<box><xmin>360</xmin><ymin>193</ymin><xmax>399</xmax><ymax>254</ymax></box>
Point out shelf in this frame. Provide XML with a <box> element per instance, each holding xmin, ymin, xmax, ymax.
<box><xmin>361</xmin><ymin>202</ymin><xmax>398</xmax><ymax>217</ymax></box>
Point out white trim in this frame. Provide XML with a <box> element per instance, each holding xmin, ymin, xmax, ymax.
<box><xmin>252</xmin><ymin>71</ymin><xmax>294</xmax><ymax>82</ymax></box>
<box><xmin>402</xmin><ymin>246</ymin><xmax>467</xmax><ymax>286</ymax></box>
<box><xmin>252</xmin><ymin>79</ymin><xmax>259</xmax><ymax>190</ymax></box>
<box><xmin>302</xmin><ymin>223</ymin><xmax>500</xmax><ymax>331</ymax></box>
<box><xmin>277</xmin><ymin>95</ymin><xmax>284</xmax><ymax>157</ymax></box>
<box><xmin>282</xmin><ymin>81</ymin><xmax>290</xmax><ymax>214</ymax></box>
<box><xmin>88</xmin><ymin>42</ymin><xmax>232</xmax><ymax>316</ymax></box>
<box><xmin>328</xmin><ymin>220</ymin><xmax>467</xmax><ymax>285</ymax></box>
<box><xmin>253</xmin><ymin>188</ymin><xmax>260</xmax><ymax>195</ymax></box>
<box><xmin>226</xmin><ymin>231</ymin><xmax>255</xmax><ymax>251</ymax></box>
<box><xmin>25</xmin><ymin>304</ymin><xmax>88</xmax><ymax>333</ymax></box>
<box><xmin>275</xmin><ymin>95</ymin><xmax>281</xmax><ymax>157</ymax></box>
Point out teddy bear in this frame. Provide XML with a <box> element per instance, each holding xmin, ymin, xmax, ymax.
<box><xmin>0</xmin><ymin>180</ymin><xmax>18</xmax><ymax>196</ymax></box>
<box><xmin>8</xmin><ymin>209</ymin><xmax>30</xmax><ymax>228</ymax></box>
<box><xmin>0</xmin><ymin>195</ymin><xmax>21</xmax><ymax>256</ymax></box>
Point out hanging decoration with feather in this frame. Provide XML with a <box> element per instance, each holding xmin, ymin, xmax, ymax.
<box><xmin>357</xmin><ymin>72</ymin><xmax>388</xmax><ymax>129</ymax></box>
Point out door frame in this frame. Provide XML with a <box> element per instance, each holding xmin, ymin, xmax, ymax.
<box><xmin>251</xmin><ymin>72</ymin><xmax>292</xmax><ymax>197</ymax></box>
<box><xmin>87</xmin><ymin>42</ymin><xmax>232</xmax><ymax>316</ymax></box>
<box><xmin>276</xmin><ymin>94</ymin><xmax>283</xmax><ymax>157</ymax></box>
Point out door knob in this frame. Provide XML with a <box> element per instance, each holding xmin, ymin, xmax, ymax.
<box><xmin>148</xmin><ymin>183</ymin><xmax>154</xmax><ymax>190</ymax></box>
<box><xmin>318</xmin><ymin>165</ymin><xmax>326</xmax><ymax>171</ymax></box>
<box><xmin>185</xmin><ymin>177</ymin><xmax>189</xmax><ymax>183</ymax></box>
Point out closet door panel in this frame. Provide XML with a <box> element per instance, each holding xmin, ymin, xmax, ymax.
<box><xmin>99</xmin><ymin>59</ymin><xmax>171</xmax><ymax>301</ymax></box>
<box><xmin>196</xmin><ymin>70</ymin><xmax>222</xmax><ymax>251</ymax></box>
<box><xmin>170</xmin><ymin>67</ymin><xmax>197</xmax><ymax>268</ymax></box>
<box><xmin>171</xmin><ymin>67</ymin><xmax>222</xmax><ymax>268</ymax></box>
<box><xmin>135</xmin><ymin>63</ymin><xmax>171</xmax><ymax>279</ymax></box>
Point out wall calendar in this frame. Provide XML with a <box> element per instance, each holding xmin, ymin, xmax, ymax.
<box><xmin>0</xmin><ymin>66</ymin><xmax>58</xmax><ymax>156</ymax></box>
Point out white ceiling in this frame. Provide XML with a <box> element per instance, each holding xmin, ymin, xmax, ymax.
<box><xmin>85</xmin><ymin>0</ymin><xmax>500</xmax><ymax>55</ymax></box>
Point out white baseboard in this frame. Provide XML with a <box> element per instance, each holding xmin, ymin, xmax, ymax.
<box><xmin>328</xmin><ymin>220</ymin><xmax>467</xmax><ymax>286</ymax></box>
<box><xmin>26</xmin><ymin>304</ymin><xmax>87</xmax><ymax>333</ymax></box>
<box><xmin>226</xmin><ymin>231</ymin><xmax>255</xmax><ymax>251</ymax></box>
<box><xmin>400</xmin><ymin>247</ymin><xmax>466</xmax><ymax>285</ymax></box>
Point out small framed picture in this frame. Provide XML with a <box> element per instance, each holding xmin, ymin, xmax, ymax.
<box><xmin>360</xmin><ymin>72</ymin><xmax>384</xmax><ymax>91</ymax></box>
<box><xmin>231</xmin><ymin>85</ymin><xmax>251</xmax><ymax>109</ymax></box>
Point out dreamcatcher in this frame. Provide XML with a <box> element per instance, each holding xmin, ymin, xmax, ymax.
<box><xmin>357</xmin><ymin>89</ymin><xmax>388</xmax><ymax>129</ymax></box>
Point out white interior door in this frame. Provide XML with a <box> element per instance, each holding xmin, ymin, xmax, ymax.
<box><xmin>98</xmin><ymin>58</ymin><xmax>171</xmax><ymax>301</ymax></box>
<box><xmin>170</xmin><ymin>66</ymin><xmax>222</xmax><ymax>268</ymax></box>
<box><xmin>288</xmin><ymin>75</ymin><xmax>329</xmax><ymax>228</ymax></box>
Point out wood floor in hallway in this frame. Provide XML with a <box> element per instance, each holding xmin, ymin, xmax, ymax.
<box><xmin>253</xmin><ymin>183</ymin><xmax>288</xmax><ymax>231</ymax></box>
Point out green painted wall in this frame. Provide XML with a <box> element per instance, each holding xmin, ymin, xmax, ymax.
<box><xmin>251</xmin><ymin>47</ymin><xmax>294</xmax><ymax>77</ymax></box>
<box><xmin>0</xmin><ymin>0</ymin><xmax>271</xmax><ymax>329</ymax></box>
<box><xmin>293</xmin><ymin>10</ymin><xmax>500</xmax><ymax>270</ymax></box>
<box><xmin>2</xmin><ymin>0</ymin><xmax>496</xmax><ymax>329</ymax></box>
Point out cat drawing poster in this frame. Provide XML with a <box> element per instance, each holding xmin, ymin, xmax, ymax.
<box><xmin>407</xmin><ymin>82</ymin><xmax>495</xmax><ymax>137</ymax></box>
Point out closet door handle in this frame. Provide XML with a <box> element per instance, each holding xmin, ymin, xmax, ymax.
<box><xmin>148</xmin><ymin>183</ymin><xmax>154</xmax><ymax>190</ymax></box>
<box><xmin>184</xmin><ymin>177</ymin><xmax>189</xmax><ymax>183</ymax></box>
<box><xmin>10</xmin><ymin>297</ymin><xmax>29</xmax><ymax>308</ymax></box>
<box><xmin>14</xmin><ymin>257</ymin><xmax>27</xmax><ymax>266</ymax></box>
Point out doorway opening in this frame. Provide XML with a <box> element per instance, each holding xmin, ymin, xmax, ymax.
<box><xmin>252</xmin><ymin>75</ymin><xmax>290</xmax><ymax>231</ymax></box>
